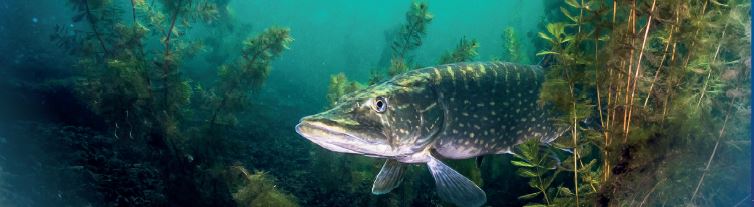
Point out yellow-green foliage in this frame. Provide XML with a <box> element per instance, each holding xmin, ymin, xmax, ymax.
<box><xmin>510</xmin><ymin>139</ymin><xmax>559</xmax><ymax>205</ymax></box>
<box><xmin>438</xmin><ymin>37</ymin><xmax>479</xmax><ymax>64</ymax></box>
<box><xmin>501</xmin><ymin>27</ymin><xmax>525</xmax><ymax>63</ymax></box>
<box><xmin>227</xmin><ymin>166</ymin><xmax>298</xmax><ymax>207</ymax></box>
<box><xmin>58</xmin><ymin>0</ymin><xmax>295</xmax><ymax>205</ymax></box>
<box><xmin>387</xmin><ymin>58</ymin><xmax>410</xmax><ymax>77</ymax></box>
<box><xmin>383</xmin><ymin>1</ymin><xmax>433</xmax><ymax>78</ymax></box>
<box><xmin>526</xmin><ymin>0</ymin><xmax>751</xmax><ymax>206</ymax></box>
<box><xmin>391</xmin><ymin>2</ymin><xmax>433</xmax><ymax>60</ymax></box>
<box><xmin>327</xmin><ymin>73</ymin><xmax>364</xmax><ymax>106</ymax></box>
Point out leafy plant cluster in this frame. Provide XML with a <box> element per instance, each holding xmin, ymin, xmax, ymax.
<box><xmin>51</xmin><ymin>0</ymin><xmax>296</xmax><ymax>205</ymax></box>
<box><xmin>326</xmin><ymin>1</ymin><xmax>436</xmax><ymax>106</ymax></box>
<box><xmin>500</xmin><ymin>27</ymin><xmax>529</xmax><ymax>64</ymax></box>
<box><xmin>438</xmin><ymin>37</ymin><xmax>480</xmax><ymax>65</ymax></box>
<box><xmin>389</xmin><ymin>2</ymin><xmax>434</xmax><ymax>68</ymax></box>
<box><xmin>513</xmin><ymin>0</ymin><xmax>752</xmax><ymax>206</ymax></box>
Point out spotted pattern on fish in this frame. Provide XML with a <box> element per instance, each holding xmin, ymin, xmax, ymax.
<box><xmin>394</xmin><ymin>61</ymin><xmax>557</xmax><ymax>159</ymax></box>
<box><xmin>296</xmin><ymin>61</ymin><xmax>562</xmax><ymax>207</ymax></box>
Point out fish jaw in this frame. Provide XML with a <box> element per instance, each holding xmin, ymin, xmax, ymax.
<box><xmin>295</xmin><ymin>118</ymin><xmax>395</xmax><ymax>157</ymax></box>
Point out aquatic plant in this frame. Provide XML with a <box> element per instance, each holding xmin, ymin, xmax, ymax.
<box><xmin>376</xmin><ymin>1</ymin><xmax>434</xmax><ymax>79</ymax></box>
<box><xmin>227</xmin><ymin>165</ymin><xmax>298</xmax><ymax>207</ymax></box>
<box><xmin>501</xmin><ymin>27</ymin><xmax>524</xmax><ymax>63</ymax></box>
<box><xmin>54</xmin><ymin>0</ymin><xmax>295</xmax><ymax>205</ymax></box>
<box><xmin>510</xmin><ymin>139</ymin><xmax>561</xmax><ymax>205</ymax></box>
<box><xmin>206</xmin><ymin>27</ymin><xmax>293</xmax><ymax>127</ymax></box>
<box><xmin>438</xmin><ymin>37</ymin><xmax>479</xmax><ymax>64</ymax></box>
<box><xmin>386</xmin><ymin>57</ymin><xmax>410</xmax><ymax>77</ymax></box>
<box><xmin>391</xmin><ymin>1</ymin><xmax>433</xmax><ymax>63</ymax></box>
<box><xmin>523</xmin><ymin>0</ymin><xmax>751</xmax><ymax>206</ymax></box>
<box><xmin>327</xmin><ymin>73</ymin><xmax>364</xmax><ymax>106</ymax></box>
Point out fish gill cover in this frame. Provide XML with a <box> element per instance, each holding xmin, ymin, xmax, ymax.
<box><xmin>0</xmin><ymin>0</ymin><xmax>750</xmax><ymax>206</ymax></box>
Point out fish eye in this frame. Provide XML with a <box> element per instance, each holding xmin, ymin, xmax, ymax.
<box><xmin>373</xmin><ymin>96</ymin><xmax>387</xmax><ymax>113</ymax></box>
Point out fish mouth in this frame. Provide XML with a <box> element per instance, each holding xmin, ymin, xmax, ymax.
<box><xmin>295</xmin><ymin>121</ymin><xmax>361</xmax><ymax>154</ymax></box>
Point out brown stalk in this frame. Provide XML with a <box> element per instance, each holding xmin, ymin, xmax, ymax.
<box><xmin>594</xmin><ymin>20</ymin><xmax>610</xmax><ymax>182</ymax></box>
<box><xmin>622</xmin><ymin>0</ymin><xmax>637</xmax><ymax>142</ymax></box>
<box><xmin>643</xmin><ymin>23</ymin><xmax>675</xmax><ymax>108</ymax></box>
<box><xmin>625</xmin><ymin>0</ymin><xmax>657</xmax><ymax>143</ymax></box>
<box><xmin>662</xmin><ymin>41</ymin><xmax>679</xmax><ymax>119</ymax></box>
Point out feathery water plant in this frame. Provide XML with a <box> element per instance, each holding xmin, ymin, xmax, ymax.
<box><xmin>501</xmin><ymin>27</ymin><xmax>525</xmax><ymax>63</ymax></box>
<box><xmin>56</xmin><ymin>0</ymin><xmax>295</xmax><ymax>205</ymax></box>
<box><xmin>523</xmin><ymin>0</ymin><xmax>751</xmax><ymax>206</ymax></box>
<box><xmin>438</xmin><ymin>37</ymin><xmax>479</xmax><ymax>64</ymax></box>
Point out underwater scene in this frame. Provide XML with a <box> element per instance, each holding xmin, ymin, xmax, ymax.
<box><xmin>0</xmin><ymin>0</ymin><xmax>751</xmax><ymax>206</ymax></box>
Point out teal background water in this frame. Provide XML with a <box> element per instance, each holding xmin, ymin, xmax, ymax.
<box><xmin>235</xmin><ymin>0</ymin><xmax>543</xmax><ymax>114</ymax></box>
<box><xmin>0</xmin><ymin>0</ymin><xmax>750</xmax><ymax>206</ymax></box>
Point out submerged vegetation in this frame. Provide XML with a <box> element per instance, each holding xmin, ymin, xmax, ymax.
<box><xmin>530</xmin><ymin>0</ymin><xmax>751</xmax><ymax>206</ymax></box>
<box><xmin>321</xmin><ymin>0</ymin><xmax>750</xmax><ymax>206</ymax></box>
<box><xmin>439</xmin><ymin>37</ymin><xmax>479</xmax><ymax>64</ymax></box>
<box><xmin>47</xmin><ymin>0</ymin><xmax>296</xmax><ymax>205</ymax></box>
<box><xmin>501</xmin><ymin>27</ymin><xmax>529</xmax><ymax>64</ymax></box>
<box><xmin>0</xmin><ymin>0</ymin><xmax>747</xmax><ymax>206</ymax></box>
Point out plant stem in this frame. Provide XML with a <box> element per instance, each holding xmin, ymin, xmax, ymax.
<box><xmin>643</xmin><ymin>25</ymin><xmax>674</xmax><ymax>108</ymax></box>
<box><xmin>690</xmin><ymin>105</ymin><xmax>732</xmax><ymax>203</ymax></box>
<box><xmin>210</xmin><ymin>42</ymin><xmax>272</xmax><ymax>128</ymax></box>
<box><xmin>622</xmin><ymin>0</ymin><xmax>637</xmax><ymax>143</ymax></box>
<box><xmin>697</xmin><ymin>7</ymin><xmax>731</xmax><ymax>108</ymax></box>
<box><xmin>162</xmin><ymin>1</ymin><xmax>181</xmax><ymax>109</ymax></box>
<box><xmin>625</xmin><ymin>0</ymin><xmax>656</xmax><ymax>143</ymax></box>
<box><xmin>84</xmin><ymin>0</ymin><xmax>109</xmax><ymax>56</ymax></box>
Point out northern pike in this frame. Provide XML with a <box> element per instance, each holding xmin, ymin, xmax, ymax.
<box><xmin>295</xmin><ymin>61</ymin><xmax>563</xmax><ymax>207</ymax></box>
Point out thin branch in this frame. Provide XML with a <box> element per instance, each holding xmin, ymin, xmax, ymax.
<box><xmin>84</xmin><ymin>0</ymin><xmax>109</xmax><ymax>56</ymax></box>
<box><xmin>697</xmin><ymin>7</ymin><xmax>732</xmax><ymax>108</ymax></box>
<box><xmin>690</xmin><ymin>106</ymin><xmax>732</xmax><ymax>203</ymax></box>
<box><xmin>162</xmin><ymin>1</ymin><xmax>182</xmax><ymax>109</ymax></box>
<box><xmin>625</xmin><ymin>0</ymin><xmax>656</xmax><ymax>142</ymax></box>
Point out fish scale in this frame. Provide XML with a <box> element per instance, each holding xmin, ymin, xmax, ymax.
<box><xmin>418</xmin><ymin>62</ymin><xmax>556</xmax><ymax>159</ymax></box>
<box><xmin>296</xmin><ymin>61</ymin><xmax>563</xmax><ymax>207</ymax></box>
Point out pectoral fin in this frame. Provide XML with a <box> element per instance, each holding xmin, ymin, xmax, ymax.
<box><xmin>371</xmin><ymin>159</ymin><xmax>406</xmax><ymax>194</ymax></box>
<box><xmin>427</xmin><ymin>155</ymin><xmax>486</xmax><ymax>207</ymax></box>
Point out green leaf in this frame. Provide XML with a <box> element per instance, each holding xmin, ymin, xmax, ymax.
<box><xmin>557</xmin><ymin>186</ymin><xmax>574</xmax><ymax>196</ymax></box>
<box><xmin>517</xmin><ymin>168</ymin><xmax>539</xmax><ymax>178</ymax></box>
<box><xmin>523</xmin><ymin>204</ymin><xmax>548</xmax><ymax>207</ymax></box>
<box><xmin>562</xmin><ymin>35</ymin><xmax>575</xmax><ymax>43</ymax></box>
<box><xmin>538</xmin><ymin>32</ymin><xmax>555</xmax><ymax>43</ymax></box>
<box><xmin>512</xmin><ymin>160</ymin><xmax>536</xmax><ymax>167</ymax></box>
<box><xmin>518</xmin><ymin>191</ymin><xmax>541</xmax><ymax>200</ymax></box>
<box><xmin>565</xmin><ymin>0</ymin><xmax>581</xmax><ymax>8</ymax></box>
<box><xmin>560</xmin><ymin>7</ymin><xmax>578</xmax><ymax>22</ymax></box>
<box><xmin>537</xmin><ymin>51</ymin><xmax>560</xmax><ymax>56</ymax></box>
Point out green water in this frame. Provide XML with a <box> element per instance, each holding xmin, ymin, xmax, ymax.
<box><xmin>0</xmin><ymin>0</ymin><xmax>750</xmax><ymax>206</ymax></box>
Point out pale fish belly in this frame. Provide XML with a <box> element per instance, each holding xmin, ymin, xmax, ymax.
<box><xmin>419</xmin><ymin>62</ymin><xmax>557</xmax><ymax>159</ymax></box>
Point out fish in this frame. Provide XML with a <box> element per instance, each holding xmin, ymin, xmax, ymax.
<box><xmin>295</xmin><ymin>61</ymin><xmax>564</xmax><ymax>207</ymax></box>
